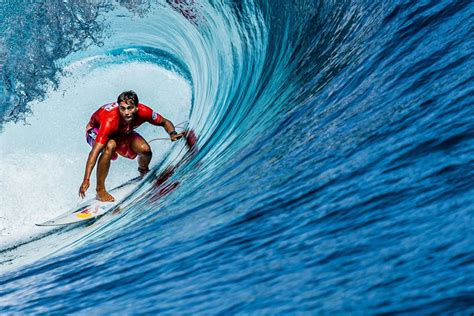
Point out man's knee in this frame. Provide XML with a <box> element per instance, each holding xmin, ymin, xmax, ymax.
<box><xmin>104</xmin><ymin>139</ymin><xmax>117</xmax><ymax>155</ymax></box>
<box><xmin>138</xmin><ymin>143</ymin><xmax>152</xmax><ymax>156</ymax></box>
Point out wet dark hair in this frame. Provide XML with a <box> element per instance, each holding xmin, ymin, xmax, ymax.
<box><xmin>117</xmin><ymin>90</ymin><xmax>139</xmax><ymax>106</ymax></box>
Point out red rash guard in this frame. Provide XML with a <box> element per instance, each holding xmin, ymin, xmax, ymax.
<box><xmin>87</xmin><ymin>102</ymin><xmax>164</xmax><ymax>144</ymax></box>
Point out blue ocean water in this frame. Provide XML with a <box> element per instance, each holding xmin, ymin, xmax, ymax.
<box><xmin>1</xmin><ymin>0</ymin><xmax>473</xmax><ymax>314</ymax></box>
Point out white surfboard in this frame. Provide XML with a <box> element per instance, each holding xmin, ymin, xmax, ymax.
<box><xmin>36</xmin><ymin>177</ymin><xmax>142</xmax><ymax>226</ymax></box>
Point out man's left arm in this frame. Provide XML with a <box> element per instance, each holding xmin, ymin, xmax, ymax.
<box><xmin>161</xmin><ymin>118</ymin><xmax>184</xmax><ymax>141</ymax></box>
<box><xmin>142</xmin><ymin>104</ymin><xmax>184</xmax><ymax>141</ymax></box>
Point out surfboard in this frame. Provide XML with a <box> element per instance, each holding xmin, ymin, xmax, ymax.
<box><xmin>36</xmin><ymin>177</ymin><xmax>142</xmax><ymax>226</ymax></box>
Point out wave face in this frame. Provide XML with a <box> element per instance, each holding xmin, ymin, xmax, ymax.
<box><xmin>1</xmin><ymin>0</ymin><xmax>473</xmax><ymax>313</ymax></box>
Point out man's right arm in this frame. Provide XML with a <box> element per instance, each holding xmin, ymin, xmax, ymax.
<box><xmin>79</xmin><ymin>142</ymin><xmax>105</xmax><ymax>198</ymax></box>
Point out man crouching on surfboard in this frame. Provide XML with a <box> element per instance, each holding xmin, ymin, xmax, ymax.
<box><xmin>79</xmin><ymin>90</ymin><xmax>184</xmax><ymax>202</ymax></box>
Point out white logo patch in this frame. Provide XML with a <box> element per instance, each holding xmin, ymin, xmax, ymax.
<box><xmin>103</xmin><ymin>102</ymin><xmax>118</xmax><ymax>111</ymax></box>
<box><xmin>152</xmin><ymin>111</ymin><xmax>158</xmax><ymax>121</ymax></box>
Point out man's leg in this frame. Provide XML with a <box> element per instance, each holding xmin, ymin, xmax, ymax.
<box><xmin>96</xmin><ymin>139</ymin><xmax>117</xmax><ymax>202</ymax></box>
<box><xmin>131</xmin><ymin>134</ymin><xmax>152</xmax><ymax>176</ymax></box>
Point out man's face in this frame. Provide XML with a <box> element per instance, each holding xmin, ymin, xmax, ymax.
<box><xmin>119</xmin><ymin>101</ymin><xmax>138</xmax><ymax>123</ymax></box>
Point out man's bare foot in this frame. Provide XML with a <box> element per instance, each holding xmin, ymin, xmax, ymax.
<box><xmin>96</xmin><ymin>189</ymin><xmax>115</xmax><ymax>202</ymax></box>
<box><xmin>138</xmin><ymin>167</ymin><xmax>150</xmax><ymax>178</ymax></box>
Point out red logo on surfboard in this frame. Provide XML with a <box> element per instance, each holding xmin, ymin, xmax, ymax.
<box><xmin>76</xmin><ymin>205</ymin><xmax>102</xmax><ymax>219</ymax></box>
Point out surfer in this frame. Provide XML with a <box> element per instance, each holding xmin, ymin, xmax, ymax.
<box><xmin>79</xmin><ymin>90</ymin><xmax>184</xmax><ymax>202</ymax></box>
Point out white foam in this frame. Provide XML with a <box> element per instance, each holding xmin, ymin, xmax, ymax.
<box><xmin>0</xmin><ymin>61</ymin><xmax>191</xmax><ymax>251</ymax></box>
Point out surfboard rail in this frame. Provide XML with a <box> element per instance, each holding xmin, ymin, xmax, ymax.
<box><xmin>36</xmin><ymin>177</ymin><xmax>142</xmax><ymax>226</ymax></box>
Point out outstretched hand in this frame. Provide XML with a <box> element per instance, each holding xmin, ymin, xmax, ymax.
<box><xmin>170</xmin><ymin>132</ymin><xmax>185</xmax><ymax>142</ymax></box>
<box><xmin>79</xmin><ymin>179</ymin><xmax>90</xmax><ymax>199</ymax></box>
